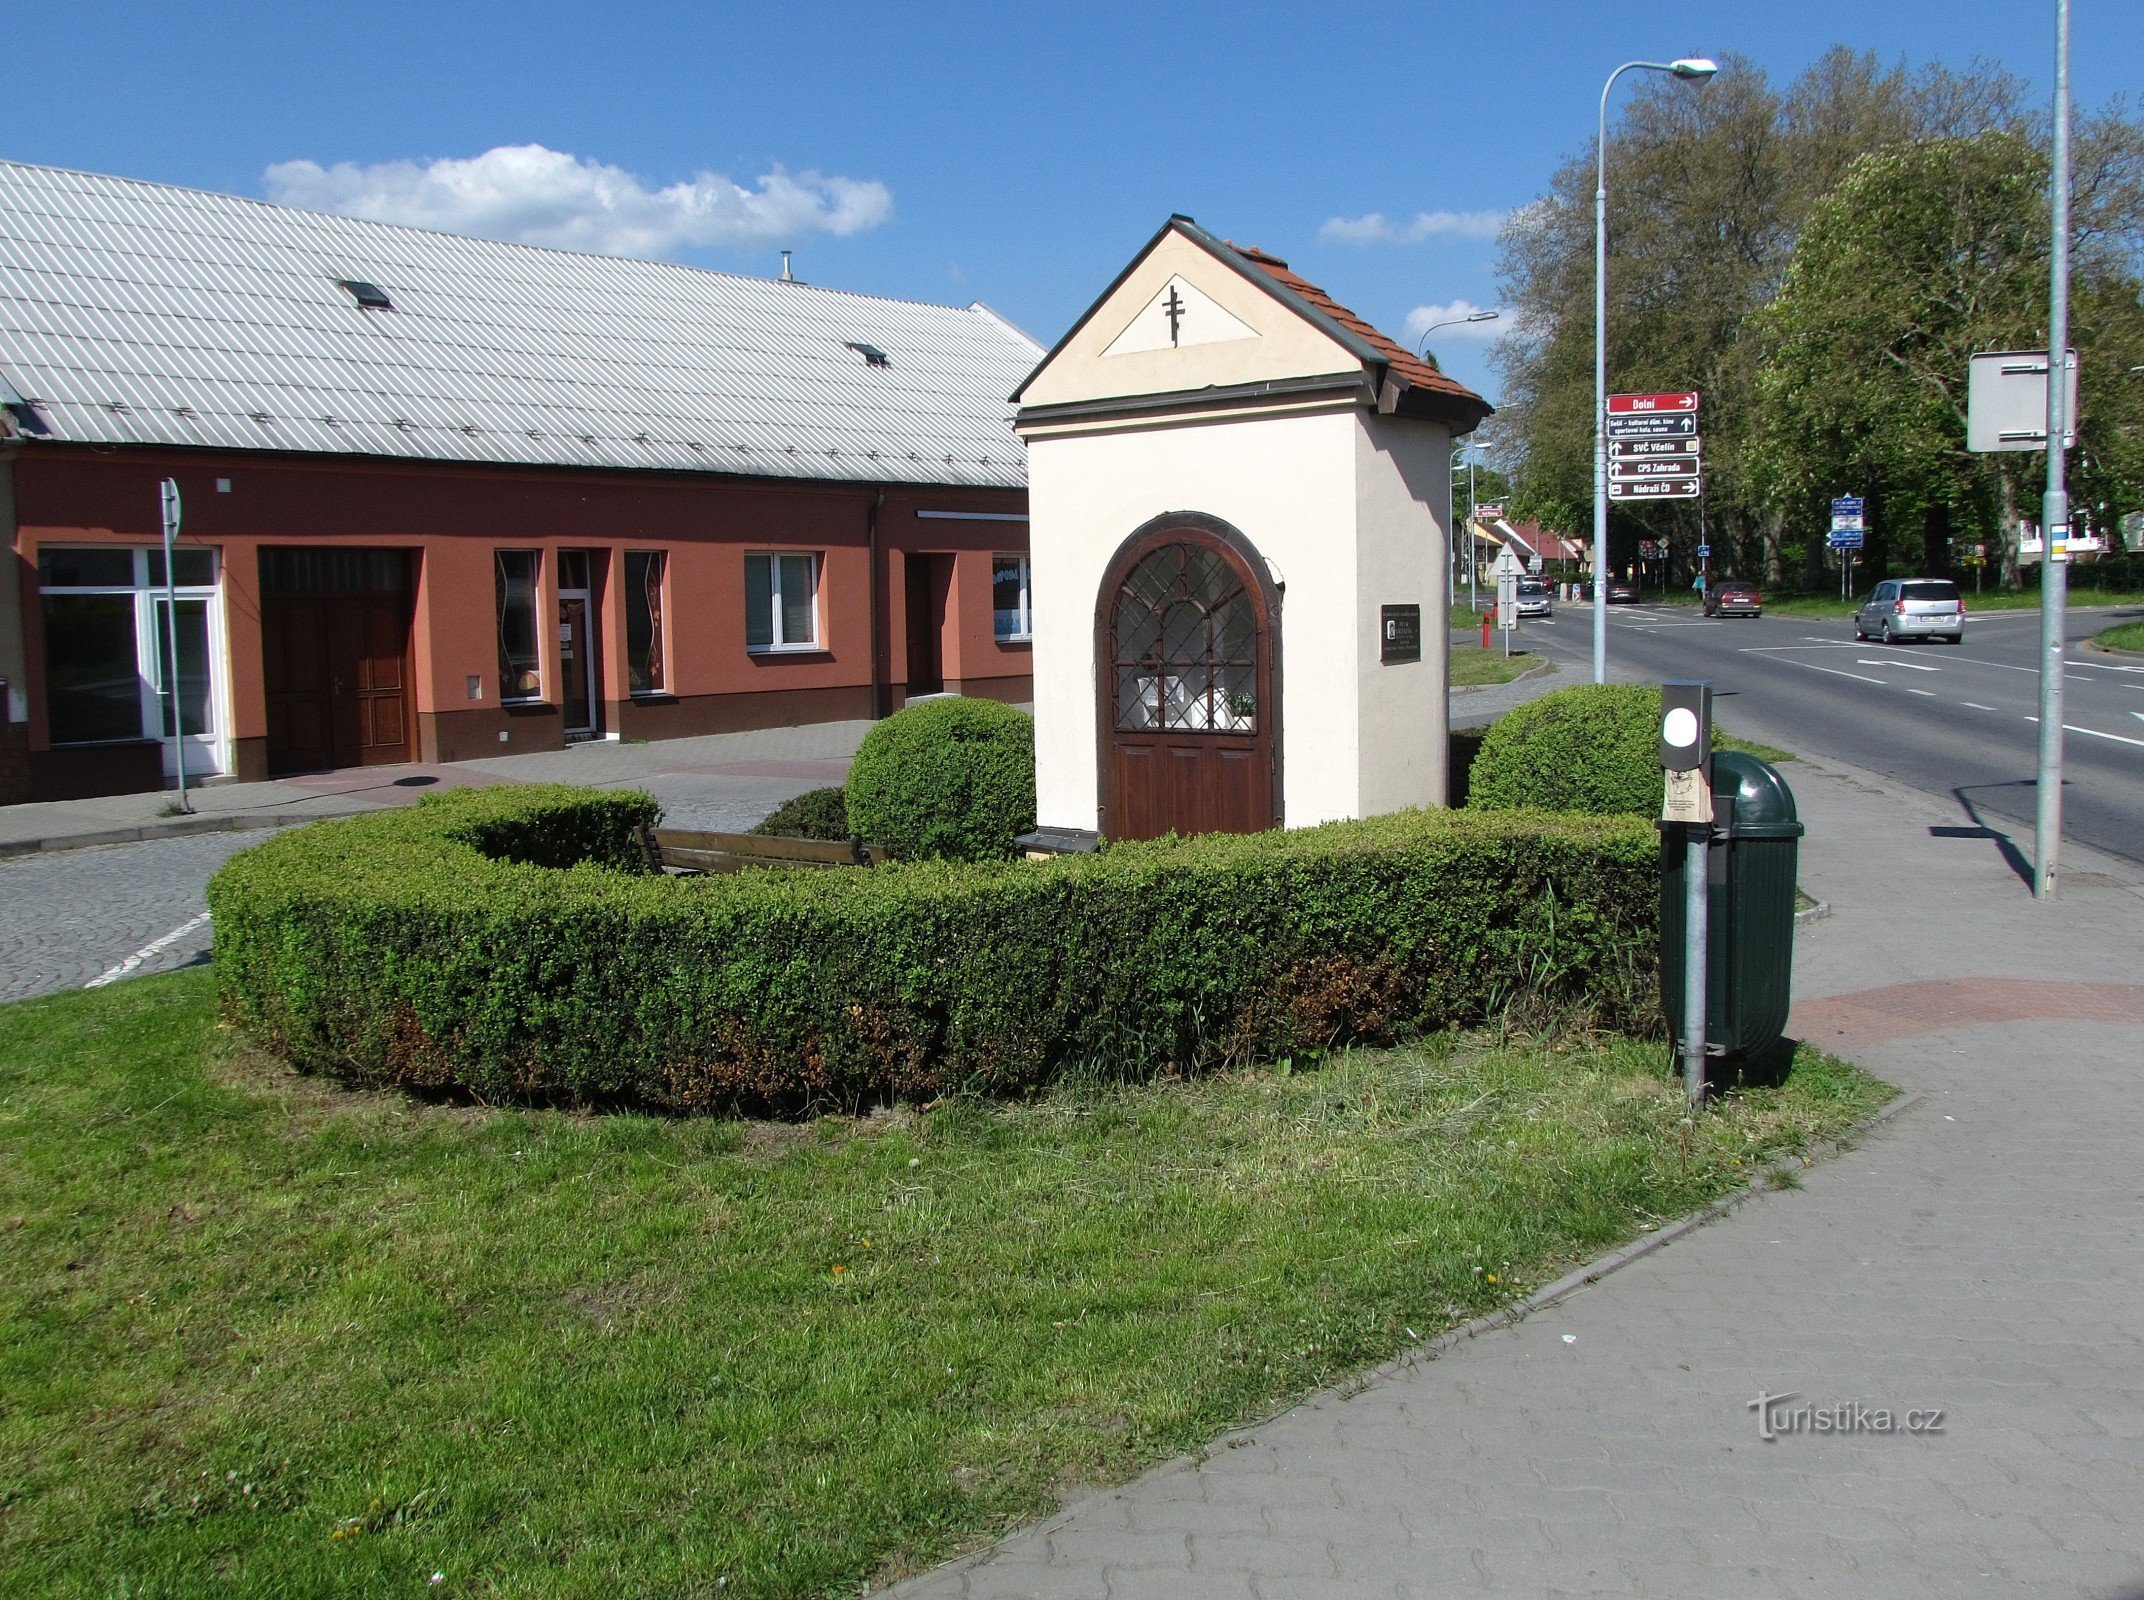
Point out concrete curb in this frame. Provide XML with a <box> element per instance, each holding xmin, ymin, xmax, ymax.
<box><xmin>1288</xmin><ymin>1086</ymin><xmax>1924</xmax><ymax>1407</ymax></box>
<box><xmin>889</xmin><ymin>1085</ymin><xmax>1926</xmax><ymax>1594</ymax></box>
<box><xmin>1795</xmin><ymin>896</ymin><xmax>1832</xmax><ymax>925</ymax></box>
<box><xmin>0</xmin><ymin>806</ymin><xmax>368</xmax><ymax>859</ymax></box>
<box><xmin>1449</xmin><ymin>653</ymin><xmax>1556</xmax><ymax>694</ymax></box>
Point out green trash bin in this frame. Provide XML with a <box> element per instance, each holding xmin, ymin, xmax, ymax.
<box><xmin>1660</xmin><ymin>751</ymin><xmax>1804</xmax><ymax>1067</ymax></box>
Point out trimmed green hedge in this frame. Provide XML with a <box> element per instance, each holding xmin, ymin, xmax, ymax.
<box><xmin>1468</xmin><ymin>684</ymin><xmax>1661</xmax><ymax>816</ymax></box>
<box><xmin>209</xmin><ymin>785</ymin><xmax>1660</xmax><ymax>1116</ymax></box>
<box><xmin>844</xmin><ymin>697</ymin><xmax>1036</xmax><ymax>861</ymax></box>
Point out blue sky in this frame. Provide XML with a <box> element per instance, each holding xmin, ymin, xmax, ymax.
<box><xmin>12</xmin><ymin>1</ymin><xmax>2136</xmax><ymax>406</ymax></box>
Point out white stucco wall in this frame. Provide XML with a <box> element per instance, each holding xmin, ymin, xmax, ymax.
<box><xmin>1353</xmin><ymin>413</ymin><xmax>1454</xmax><ymax>815</ymax></box>
<box><xmin>1026</xmin><ymin>405</ymin><xmax>1365</xmax><ymax>833</ymax></box>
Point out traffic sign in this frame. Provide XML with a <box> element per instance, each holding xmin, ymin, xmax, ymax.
<box><xmin>1829</xmin><ymin>495</ymin><xmax>1866</xmax><ymax>533</ymax></box>
<box><xmin>1695</xmin><ymin>544</ymin><xmax>1712</xmax><ymax>558</ymax></box>
<box><xmin>1607</xmin><ymin>392</ymin><xmax>1700</xmax><ymax>414</ymax></box>
<box><xmin>1611</xmin><ymin>457</ymin><xmax>1702</xmax><ymax>481</ymax></box>
<box><xmin>1608</xmin><ymin>476</ymin><xmax>1701</xmax><ymax>500</ymax></box>
<box><xmin>1610</xmin><ymin>436</ymin><xmax>1701</xmax><ymax>460</ymax></box>
<box><xmin>1604</xmin><ymin>412</ymin><xmax>1698</xmax><ymax>440</ymax></box>
<box><xmin>1826</xmin><ymin>531</ymin><xmax>1865</xmax><ymax>551</ymax></box>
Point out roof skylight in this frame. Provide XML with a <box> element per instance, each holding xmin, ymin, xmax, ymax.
<box><xmin>846</xmin><ymin>342</ymin><xmax>891</xmax><ymax>368</ymax></box>
<box><xmin>335</xmin><ymin>279</ymin><xmax>394</xmax><ymax>311</ymax></box>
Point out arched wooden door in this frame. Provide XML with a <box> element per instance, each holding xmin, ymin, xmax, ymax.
<box><xmin>1097</xmin><ymin>514</ymin><xmax>1282</xmax><ymax>840</ymax></box>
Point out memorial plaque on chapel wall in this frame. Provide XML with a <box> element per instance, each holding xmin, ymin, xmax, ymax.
<box><xmin>1380</xmin><ymin>604</ymin><xmax>1422</xmax><ymax>665</ymax></box>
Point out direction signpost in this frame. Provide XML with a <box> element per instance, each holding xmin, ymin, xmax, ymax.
<box><xmin>1598</xmin><ymin>392</ymin><xmax>1702</xmax><ymax>678</ymax></box>
<box><xmin>1828</xmin><ymin>495</ymin><xmax>1867</xmax><ymax>599</ymax></box>
<box><xmin>1607</xmin><ymin>394</ymin><xmax>1701</xmax><ymax>503</ymax></box>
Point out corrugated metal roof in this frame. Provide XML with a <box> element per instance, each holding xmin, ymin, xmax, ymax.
<box><xmin>0</xmin><ymin>160</ymin><xmax>1043</xmax><ymax>487</ymax></box>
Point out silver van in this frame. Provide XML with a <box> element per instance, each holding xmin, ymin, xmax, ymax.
<box><xmin>1855</xmin><ymin>578</ymin><xmax>1963</xmax><ymax>644</ymax></box>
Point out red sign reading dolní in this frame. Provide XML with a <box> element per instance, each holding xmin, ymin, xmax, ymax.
<box><xmin>1606</xmin><ymin>392</ymin><xmax>1700</xmax><ymax>414</ymax></box>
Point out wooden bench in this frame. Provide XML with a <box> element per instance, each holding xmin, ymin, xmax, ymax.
<box><xmin>635</xmin><ymin>825</ymin><xmax>890</xmax><ymax>875</ymax></box>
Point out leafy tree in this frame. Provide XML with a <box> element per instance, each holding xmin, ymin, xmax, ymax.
<box><xmin>1748</xmin><ymin>132</ymin><xmax>2144</xmax><ymax>586</ymax></box>
<box><xmin>1484</xmin><ymin>51</ymin><xmax>2144</xmax><ymax>589</ymax></box>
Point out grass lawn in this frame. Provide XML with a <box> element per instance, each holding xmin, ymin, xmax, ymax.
<box><xmin>2094</xmin><ymin>619</ymin><xmax>2144</xmax><ymax>653</ymax></box>
<box><xmin>1448</xmin><ymin>644</ymin><xmax>1546</xmax><ymax>687</ymax></box>
<box><xmin>1</xmin><ymin>970</ymin><xmax>1889</xmax><ymax>1600</ymax></box>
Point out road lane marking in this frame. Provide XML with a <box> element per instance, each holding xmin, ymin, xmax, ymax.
<box><xmin>1857</xmin><ymin>658</ymin><xmax>1941</xmax><ymax>671</ymax></box>
<box><xmin>1778</xmin><ymin>658</ymin><xmax>1888</xmax><ymax>686</ymax></box>
<box><xmin>1906</xmin><ymin>687</ymin><xmax>1937</xmax><ymax>696</ymax></box>
<box><xmin>2022</xmin><ymin>717</ymin><xmax>2144</xmax><ymax>749</ymax></box>
<box><xmin>1963</xmin><ymin>702</ymin><xmax>1997</xmax><ymax>711</ymax></box>
<box><xmin>85</xmin><ymin>911</ymin><xmax>212</xmax><ymax>990</ymax></box>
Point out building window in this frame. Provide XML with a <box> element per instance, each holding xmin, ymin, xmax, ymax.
<box><xmin>745</xmin><ymin>551</ymin><xmax>820</xmax><ymax>652</ymax></box>
<box><xmin>36</xmin><ymin>546</ymin><xmax>221</xmax><ymax>753</ymax></box>
<box><xmin>625</xmin><ymin>551</ymin><xmax>667</xmax><ymax>694</ymax></box>
<box><xmin>495</xmin><ymin>550</ymin><xmax>542</xmax><ymax>700</ymax></box>
<box><xmin>992</xmin><ymin>553</ymin><xmax>1032</xmax><ymax>642</ymax></box>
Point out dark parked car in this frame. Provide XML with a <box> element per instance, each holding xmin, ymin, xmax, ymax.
<box><xmin>1704</xmin><ymin>580</ymin><xmax>1762</xmax><ymax>617</ymax></box>
<box><xmin>1604</xmin><ymin>577</ymin><xmax>1642</xmax><ymax>604</ymax></box>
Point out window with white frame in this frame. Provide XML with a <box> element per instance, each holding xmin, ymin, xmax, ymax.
<box><xmin>36</xmin><ymin>546</ymin><xmax>224</xmax><ymax>766</ymax></box>
<box><xmin>992</xmin><ymin>553</ymin><xmax>1032</xmax><ymax>642</ymax></box>
<box><xmin>745</xmin><ymin>551</ymin><xmax>821</xmax><ymax>651</ymax></box>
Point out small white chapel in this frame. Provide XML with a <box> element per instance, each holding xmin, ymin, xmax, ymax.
<box><xmin>1012</xmin><ymin>215</ymin><xmax>1492</xmax><ymax>841</ymax></box>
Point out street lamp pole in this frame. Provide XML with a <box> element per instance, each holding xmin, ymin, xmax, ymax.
<box><xmin>1423</xmin><ymin>311</ymin><xmax>1499</xmax><ymax>626</ymax></box>
<box><xmin>2035</xmin><ymin>0</ymin><xmax>2072</xmax><ymax>899</ymax></box>
<box><xmin>1593</xmin><ymin>57</ymin><xmax>1718</xmax><ymax>686</ymax></box>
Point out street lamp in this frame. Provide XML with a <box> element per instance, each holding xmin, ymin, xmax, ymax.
<box><xmin>1592</xmin><ymin>56</ymin><xmax>1718</xmax><ymax>685</ymax></box>
<box><xmin>1448</xmin><ymin>435</ymin><xmax>1495</xmax><ymax>615</ymax></box>
<box><xmin>1417</xmin><ymin>308</ymin><xmax>1500</xmax><ymax>356</ymax></box>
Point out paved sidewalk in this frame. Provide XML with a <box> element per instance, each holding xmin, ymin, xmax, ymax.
<box><xmin>887</xmin><ymin>755</ymin><xmax>2144</xmax><ymax>1598</ymax></box>
<box><xmin>0</xmin><ymin>720</ymin><xmax>871</xmax><ymax>854</ymax></box>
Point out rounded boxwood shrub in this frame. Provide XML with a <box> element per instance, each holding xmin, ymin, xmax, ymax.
<box><xmin>1468</xmin><ymin>683</ymin><xmax>1663</xmax><ymax>816</ymax></box>
<box><xmin>844</xmin><ymin>697</ymin><xmax>1036</xmax><ymax>861</ymax></box>
<box><xmin>750</xmin><ymin>785</ymin><xmax>850</xmax><ymax>841</ymax></box>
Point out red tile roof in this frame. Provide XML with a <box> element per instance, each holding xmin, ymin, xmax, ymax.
<box><xmin>1227</xmin><ymin>242</ymin><xmax>1489</xmax><ymax>413</ymax></box>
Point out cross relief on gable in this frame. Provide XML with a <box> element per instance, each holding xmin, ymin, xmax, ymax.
<box><xmin>1100</xmin><ymin>274</ymin><xmax>1259</xmax><ymax>357</ymax></box>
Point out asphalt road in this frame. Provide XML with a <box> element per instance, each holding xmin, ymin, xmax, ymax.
<box><xmin>1516</xmin><ymin>598</ymin><xmax>2144</xmax><ymax>869</ymax></box>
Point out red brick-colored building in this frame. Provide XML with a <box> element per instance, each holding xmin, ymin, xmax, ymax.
<box><xmin>0</xmin><ymin>161</ymin><xmax>1040</xmax><ymax>802</ymax></box>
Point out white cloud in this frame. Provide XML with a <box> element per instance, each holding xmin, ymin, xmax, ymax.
<box><xmin>263</xmin><ymin>144</ymin><xmax>892</xmax><ymax>257</ymax></box>
<box><xmin>1321</xmin><ymin>209</ymin><xmax>1507</xmax><ymax>245</ymax></box>
<box><xmin>1405</xmin><ymin>301</ymin><xmax>1505</xmax><ymax>342</ymax></box>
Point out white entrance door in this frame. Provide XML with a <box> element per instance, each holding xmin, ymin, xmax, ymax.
<box><xmin>146</xmin><ymin>594</ymin><xmax>223</xmax><ymax>778</ymax></box>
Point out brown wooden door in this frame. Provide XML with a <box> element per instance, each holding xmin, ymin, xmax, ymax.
<box><xmin>904</xmin><ymin>554</ymin><xmax>952</xmax><ymax>697</ymax></box>
<box><xmin>1099</xmin><ymin>520</ymin><xmax>1280</xmax><ymax>841</ymax></box>
<box><xmin>261</xmin><ymin>549</ymin><xmax>414</xmax><ymax>774</ymax></box>
<box><xmin>560</xmin><ymin>594</ymin><xmax>595</xmax><ymax>737</ymax></box>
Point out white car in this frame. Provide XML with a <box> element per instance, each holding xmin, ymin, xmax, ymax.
<box><xmin>1514</xmin><ymin>579</ymin><xmax>1554</xmax><ymax>619</ymax></box>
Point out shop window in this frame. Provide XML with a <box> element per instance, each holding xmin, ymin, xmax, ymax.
<box><xmin>625</xmin><ymin>551</ymin><xmax>667</xmax><ymax>694</ymax></box>
<box><xmin>992</xmin><ymin>553</ymin><xmax>1033</xmax><ymax>642</ymax></box>
<box><xmin>36</xmin><ymin>546</ymin><xmax>222</xmax><ymax>756</ymax></box>
<box><xmin>43</xmin><ymin>594</ymin><xmax>144</xmax><ymax>743</ymax></box>
<box><xmin>495</xmin><ymin>550</ymin><xmax>542</xmax><ymax>700</ymax></box>
<box><xmin>745</xmin><ymin>552</ymin><xmax>820</xmax><ymax>652</ymax></box>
